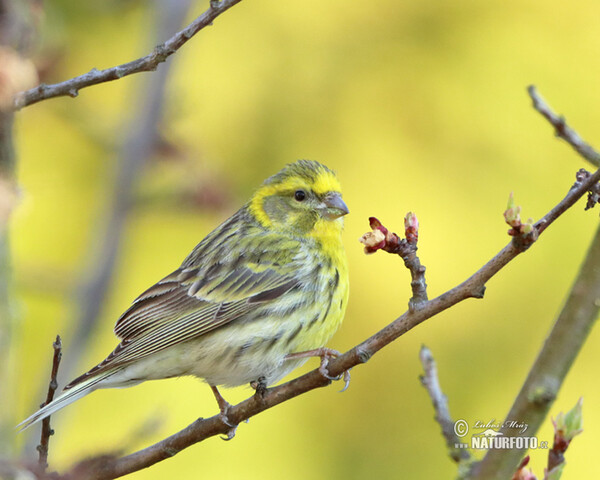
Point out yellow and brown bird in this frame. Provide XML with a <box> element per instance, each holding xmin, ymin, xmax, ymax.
<box><xmin>20</xmin><ymin>160</ymin><xmax>349</xmax><ymax>431</ymax></box>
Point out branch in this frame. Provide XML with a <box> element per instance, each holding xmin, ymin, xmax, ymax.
<box><xmin>469</xmin><ymin>90</ymin><xmax>600</xmax><ymax>479</ymax></box>
<box><xmin>419</xmin><ymin>345</ymin><xmax>470</xmax><ymax>463</ymax></box>
<box><xmin>528</xmin><ymin>85</ymin><xmax>600</xmax><ymax>167</ymax></box>
<box><xmin>12</xmin><ymin>0</ymin><xmax>244</xmax><ymax>110</ymax></box>
<box><xmin>59</xmin><ymin>162</ymin><xmax>600</xmax><ymax>479</ymax></box>
<box><xmin>37</xmin><ymin>336</ymin><xmax>62</xmax><ymax>471</ymax></box>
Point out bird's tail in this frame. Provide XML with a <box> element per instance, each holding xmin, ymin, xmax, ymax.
<box><xmin>17</xmin><ymin>371</ymin><xmax>114</xmax><ymax>431</ymax></box>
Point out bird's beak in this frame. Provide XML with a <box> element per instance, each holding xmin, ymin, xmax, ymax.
<box><xmin>322</xmin><ymin>192</ymin><xmax>349</xmax><ymax>220</ymax></box>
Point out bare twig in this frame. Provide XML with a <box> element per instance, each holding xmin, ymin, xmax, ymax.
<box><xmin>12</xmin><ymin>0</ymin><xmax>244</xmax><ymax>110</ymax></box>
<box><xmin>57</xmin><ymin>162</ymin><xmax>600</xmax><ymax>479</ymax></box>
<box><xmin>528</xmin><ymin>85</ymin><xmax>600</xmax><ymax>167</ymax></box>
<box><xmin>470</xmin><ymin>90</ymin><xmax>600</xmax><ymax>479</ymax></box>
<box><xmin>37</xmin><ymin>335</ymin><xmax>62</xmax><ymax>470</ymax></box>
<box><xmin>402</xmin><ymin>213</ymin><xmax>428</xmax><ymax>308</ymax></box>
<box><xmin>419</xmin><ymin>345</ymin><xmax>470</xmax><ymax>463</ymax></box>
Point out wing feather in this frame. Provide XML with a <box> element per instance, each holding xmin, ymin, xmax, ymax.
<box><xmin>81</xmin><ymin>223</ymin><xmax>307</xmax><ymax>382</ymax></box>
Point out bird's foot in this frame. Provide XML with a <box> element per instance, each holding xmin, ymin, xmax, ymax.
<box><xmin>221</xmin><ymin>422</ymin><xmax>238</xmax><ymax>441</ymax></box>
<box><xmin>210</xmin><ymin>385</ymin><xmax>238</xmax><ymax>440</ymax></box>
<box><xmin>250</xmin><ymin>376</ymin><xmax>268</xmax><ymax>400</ymax></box>
<box><xmin>285</xmin><ymin>347</ymin><xmax>351</xmax><ymax>392</ymax></box>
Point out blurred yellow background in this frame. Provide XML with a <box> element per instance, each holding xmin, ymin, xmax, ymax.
<box><xmin>7</xmin><ymin>0</ymin><xmax>600</xmax><ymax>478</ymax></box>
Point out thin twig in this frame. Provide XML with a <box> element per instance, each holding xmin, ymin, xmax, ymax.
<box><xmin>547</xmin><ymin>437</ymin><xmax>566</xmax><ymax>474</ymax></box>
<box><xmin>419</xmin><ymin>345</ymin><xmax>470</xmax><ymax>463</ymax></box>
<box><xmin>59</xmin><ymin>163</ymin><xmax>600</xmax><ymax>480</ymax></box>
<box><xmin>12</xmin><ymin>0</ymin><xmax>244</xmax><ymax>110</ymax></box>
<box><xmin>528</xmin><ymin>86</ymin><xmax>600</xmax><ymax>167</ymax></box>
<box><xmin>37</xmin><ymin>335</ymin><xmax>62</xmax><ymax>471</ymax></box>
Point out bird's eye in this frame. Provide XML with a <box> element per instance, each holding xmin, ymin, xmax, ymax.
<box><xmin>294</xmin><ymin>190</ymin><xmax>307</xmax><ymax>202</ymax></box>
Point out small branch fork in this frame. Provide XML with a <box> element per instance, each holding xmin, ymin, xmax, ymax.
<box><xmin>44</xmin><ymin>88</ymin><xmax>600</xmax><ymax>480</ymax></box>
<box><xmin>12</xmin><ymin>0</ymin><xmax>245</xmax><ymax>110</ymax></box>
<box><xmin>359</xmin><ymin>213</ymin><xmax>428</xmax><ymax>310</ymax></box>
<box><xmin>37</xmin><ymin>335</ymin><xmax>62</xmax><ymax>472</ymax></box>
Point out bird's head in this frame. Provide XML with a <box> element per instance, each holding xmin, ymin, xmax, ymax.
<box><xmin>249</xmin><ymin>160</ymin><xmax>349</xmax><ymax>238</ymax></box>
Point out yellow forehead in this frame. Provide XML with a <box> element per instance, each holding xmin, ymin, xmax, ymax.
<box><xmin>312</xmin><ymin>169</ymin><xmax>342</xmax><ymax>195</ymax></box>
<box><xmin>269</xmin><ymin>169</ymin><xmax>342</xmax><ymax>196</ymax></box>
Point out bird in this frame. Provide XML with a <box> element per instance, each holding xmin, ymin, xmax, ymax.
<box><xmin>19</xmin><ymin>159</ymin><xmax>350</xmax><ymax>435</ymax></box>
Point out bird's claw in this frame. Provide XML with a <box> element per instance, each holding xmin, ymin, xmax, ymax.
<box><xmin>218</xmin><ymin>405</ymin><xmax>239</xmax><ymax>440</ymax></box>
<box><xmin>250</xmin><ymin>376</ymin><xmax>268</xmax><ymax>399</ymax></box>
<box><xmin>220</xmin><ymin>423</ymin><xmax>238</xmax><ymax>441</ymax></box>
<box><xmin>285</xmin><ymin>347</ymin><xmax>351</xmax><ymax>392</ymax></box>
<box><xmin>211</xmin><ymin>384</ymin><xmax>239</xmax><ymax>440</ymax></box>
<box><xmin>219</xmin><ymin>408</ymin><xmax>235</xmax><ymax>428</ymax></box>
<box><xmin>318</xmin><ymin>351</ymin><xmax>351</xmax><ymax>392</ymax></box>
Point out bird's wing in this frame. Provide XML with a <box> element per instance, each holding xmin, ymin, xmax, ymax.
<box><xmin>113</xmin><ymin>262</ymin><xmax>298</xmax><ymax>341</ymax></box>
<box><xmin>66</xmin><ymin>233</ymin><xmax>305</xmax><ymax>387</ymax></box>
